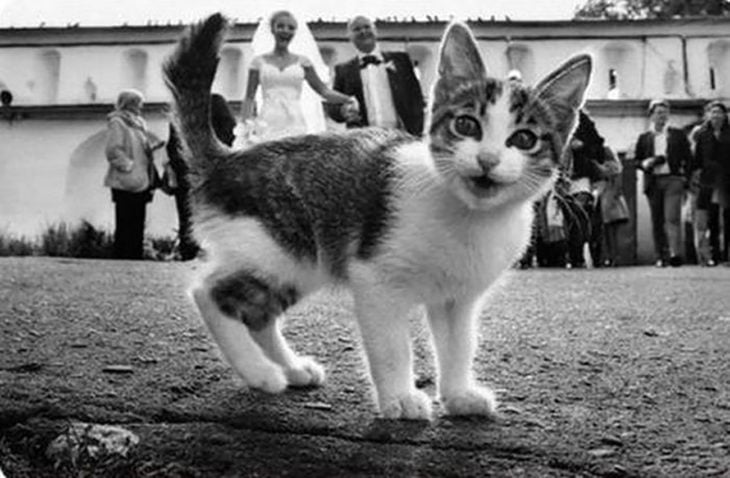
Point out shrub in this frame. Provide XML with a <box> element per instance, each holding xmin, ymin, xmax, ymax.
<box><xmin>0</xmin><ymin>231</ymin><xmax>35</xmax><ymax>256</ymax></box>
<box><xmin>69</xmin><ymin>221</ymin><xmax>114</xmax><ymax>259</ymax></box>
<box><xmin>38</xmin><ymin>221</ymin><xmax>113</xmax><ymax>258</ymax></box>
<box><xmin>39</xmin><ymin>222</ymin><xmax>72</xmax><ymax>257</ymax></box>
<box><xmin>1</xmin><ymin>221</ymin><xmax>177</xmax><ymax>260</ymax></box>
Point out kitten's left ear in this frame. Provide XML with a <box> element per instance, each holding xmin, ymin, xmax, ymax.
<box><xmin>535</xmin><ymin>54</ymin><xmax>593</xmax><ymax>147</ymax></box>
<box><xmin>436</xmin><ymin>22</ymin><xmax>486</xmax><ymax>81</ymax></box>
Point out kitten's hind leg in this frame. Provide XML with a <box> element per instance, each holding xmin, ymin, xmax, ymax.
<box><xmin>251</xmin><ymin>320</ymin><xmax>326</xmax><ymax>388</ymax></box>
<box><xmin>350</xmin><ymin>265</ymin><xmax>432</xmax><ymax>420</ymax></box>
<box><xmin>427</xmin><ymin>300</ymin><xmax>498</xmax><ymax>418</ymax></box>
<box><xmin>191</xmin><ymin>271</ymin><xmax>289</xmax><ymax>393</ymax></box>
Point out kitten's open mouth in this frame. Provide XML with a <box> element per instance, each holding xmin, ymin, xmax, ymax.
<box><xmin>465</xmin><ymin>174</ymin><xmax>503</xmax><ymax>198</ymax></box>
<box><xmin>469</xmin><ymin>175</ymin><xmax>496</xmax><ymax>190</ymax></box>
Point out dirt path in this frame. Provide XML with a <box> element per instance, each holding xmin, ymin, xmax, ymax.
<box><xmin>1</xmin><ymin>257</ymin><xmax>728</xmax><ymax>477</ymax></box>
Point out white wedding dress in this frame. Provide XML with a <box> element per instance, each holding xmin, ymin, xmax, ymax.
<box><xmin>252</xmin><ymin>55</ymin><xmax>312</xmax><ymax>141</ymax></box>
<box><xmin>235</xmin><ymin>15</ymin><xmax>329</xmax><ymax>147</ymax></box>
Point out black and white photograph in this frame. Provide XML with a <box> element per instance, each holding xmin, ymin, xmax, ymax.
<box><xmin>1</xmin><ymin>0</ymin><xmax>728</xmax><ymax>476</ymax></box>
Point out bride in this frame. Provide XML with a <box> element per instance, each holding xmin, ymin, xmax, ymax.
<box><xmin>237</xmin><ymin>10</ymin><xmax>358</xmax><ymax>145</ymax></box>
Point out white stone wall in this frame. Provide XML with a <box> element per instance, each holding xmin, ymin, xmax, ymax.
<box><xmin>0</xmin><ymin>113</ymin><xmax>177</xmax><ymax>238</ymax></box>
<box><xmin>2</xmin><ymin>27</ymin><xmax>729</xmax><ymax>106</ymax></box>
<box><xmin>0</xmin><ymin>41</ymin><xmax>258</xmax><ymax>105</ymax></box>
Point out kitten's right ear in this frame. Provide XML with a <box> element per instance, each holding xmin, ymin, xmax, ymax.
<box><xmin>436</xmin><ymin>22</ymin><xmax>486</xmax><ymax>81</ymax></box>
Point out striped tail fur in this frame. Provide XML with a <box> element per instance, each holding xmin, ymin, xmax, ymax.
<box><xmin>163</xmin><ymin>13</ymin><xmax>229</xmax><ymax>169</ymax></box>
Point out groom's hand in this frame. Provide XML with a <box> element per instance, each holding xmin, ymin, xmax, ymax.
<box><xmin>341</xmin><ymin>98</ymin><xmax>361</xmax><ymax>122</ymax></box>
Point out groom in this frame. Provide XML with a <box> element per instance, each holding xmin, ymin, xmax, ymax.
<box><xmin>328</xmin><ymin>16</ymin><xmax>425</xmax><ymax>136</ymax></box>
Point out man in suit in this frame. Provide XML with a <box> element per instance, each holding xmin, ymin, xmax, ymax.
<box><xmin>328</xmin><ymin>16</ymin><xmax>424</xmax><ymax>136</ymax></box>
<box><xmin>692</xmin><ymin>101</ymin><xmax>730</xmax><ymax>265</ymax></box>
<box><xmin>634</xmin><ymin>100</ymin><xmax>693</xmax><ymax>267</ymax></box>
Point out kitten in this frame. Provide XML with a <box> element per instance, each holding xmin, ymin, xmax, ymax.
<box><xmin>164</xmin><ymin>14</ymin><xmax>591</xmax><ymax>420</ymax></box>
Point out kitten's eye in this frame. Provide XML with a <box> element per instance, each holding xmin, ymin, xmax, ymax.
<box><xmin>506</xmin><ymin>129</ymin><xmax>538</xmax><ymax>151</ymax></box>
<box><xmin>451</xmin><ymin>115</ymin><xmax>481</xmax><ymax>138</ymax></box>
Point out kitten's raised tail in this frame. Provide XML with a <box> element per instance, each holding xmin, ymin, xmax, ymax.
<box><xmin>163</xmin><ymin>13</ymin><xmax>229</xmax><ymax>165</ymax></box>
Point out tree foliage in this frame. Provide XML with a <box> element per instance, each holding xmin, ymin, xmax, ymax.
<box><xmin>574</xmin><ymin>0</ymin><xmax>730</xmax><ymax>19</ymax></box>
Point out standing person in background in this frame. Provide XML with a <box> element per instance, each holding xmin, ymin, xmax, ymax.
<box><xmin>693</xmin><ymin>101</ymin><xmax>730</xmax><ymax>265</ymax></box>
<box><xmin>535</xmin><ymin>178</ymin><xmax>570</xmax><ymax>268</ymax></box>
<box><xmin>595</xmin><ymin>145</ymin><xmax>630</xmax><ymax>266</ymax></box>
<box><xmin>564</xmin><ymin>110</ymin><xmax>605</xmax><ymax>268</ymax></box>
<box><xmin>634</xmin><ymin>100</ymin><xmax>692</xmax><ymax>267</ymax></box>
<box><xmin>328</xmin><ymin>15</ymin><xmax>425</xmax><ymax>136</ymax></box>
<box><xmin>684</xmin><ymin>104</ymin><xmax>712</xmax><ymax>265</ymax></box>
<box><xmin>104</xmin><ymin>89</ymin><xmax>164</xmax><ymax>260</ymax></box>
<box><xmin>507</xmin><ymin>69</ymin><xmax>523</xmax><ymax>87</ymax></box>
<box><xmin>166</xmin><ymin>93</ymin><xmax>236</xmax><ymax>260</ymax></box>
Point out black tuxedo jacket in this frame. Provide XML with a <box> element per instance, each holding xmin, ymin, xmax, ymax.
<box><xmin>634</xmin><ymin>127</ymin><xmax>692</xmax><ymax>193</ymax></box>
<box><xmin>329</xmin><ymin>51</ymin><xmax>425</xmax><ymax>136</ymax></box>
<box><xmin>693</xmin><ymin>124</ymin><xmax>730</xmax><ymax>190</ymax></box>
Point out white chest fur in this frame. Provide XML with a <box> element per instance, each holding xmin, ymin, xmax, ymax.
<box><xmin>374</xmin><ymin>171</ymin><xmax>534</xmax><ymax>304</ymax></box>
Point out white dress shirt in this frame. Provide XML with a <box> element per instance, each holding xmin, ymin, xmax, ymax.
<box><xmin>358</xmin><ymin>49</ymin><xmax>399</xmax><ymax>129</ymax></box>
<box><xmin>652</xmin><ymin>126</ymin><xmax>671</xmax><ymax>175</ymax></box>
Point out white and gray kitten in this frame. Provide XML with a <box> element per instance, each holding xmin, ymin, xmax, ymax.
<box><xmin>164</xmin><ymin>14</ymin><xmax>591</xmax><ymax>420</ymax></box>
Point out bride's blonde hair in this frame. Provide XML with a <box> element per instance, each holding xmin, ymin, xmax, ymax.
<box><xmin>269</xmin><ymin>10</ymin><xmax>297</xmax><ymax>31</ymax></box>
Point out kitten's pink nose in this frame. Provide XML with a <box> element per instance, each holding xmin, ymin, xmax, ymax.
<box><xmin>477</xmin><ymin>152</ymin><xmax>500</xmax><ymax>172</ymax></box>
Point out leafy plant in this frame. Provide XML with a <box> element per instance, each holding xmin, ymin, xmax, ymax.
<box><xmin>575</xmin><ymin>0</ymin><xmax>730</xmax><ymax>19</ymax></box>
<box><xmin>68</xmin><ymin>221</ymin><xmax>114</xmax><ymax>259</ymax></box>
<box><xmin>0</xmin><ymin>231</ymin><xmax>35</xmax><ymax>256</ymax></box>
<box><xmin>0</xmin><ymin>221</ymin><xmax>177</xmax><ymax>260</ymax></box>
<box><xmin>38</xmin><ymin>222</ymin><xmax>72</xmax><ymax>257</ymax></box>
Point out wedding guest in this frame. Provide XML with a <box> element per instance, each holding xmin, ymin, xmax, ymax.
<box><xmin>535</xmin><ymin>181</ymin><xmax>570</xmax><ymax>268</ymax></box>
<box><xmin>328</xmin><ymin>15</ymin><xmax>425</xmax><ymax>136</ymax></box>
<box><xmin>507</xmin><ymin>69</ymin><xmax>523</xmax><ymax>87</ymax></box>
<box><xmin>104</xmin><ymin>89</ymin><xmax>164</xmax><ymax>260</ymax></box>
<box><xmin>634</xmin><ymin>100</ymin><xmax>692</xmax><ymax>267</ymax></box>
<box><xmin>594</xmin><ymin>146</ymin><xmax>630</xmax><ymax>266</ymax></box>
<box><xmin>564</xmin><ymin>110</ymin><xmax>605</xmax><ymax>268</ymax></box>
<box><xmin>166</xmin><ymin>93</ymin><xmax>236</xmax><ymax>260</ymax></box>
<box><xmin>693</xmin><ymin>101</ymin><xmax>730</xmax><ymax>265</ymax></box>
<box><xmin>684</xmin><ymin>104</ymin><xmax>712</xmax><ymax>264</ymax></box>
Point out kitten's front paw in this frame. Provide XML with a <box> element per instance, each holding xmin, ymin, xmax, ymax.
<box><xmin>284</xmin><ymin>356</ymin><xmax>326</xmax><ymax>388</ymax></box>
<box><xmin>243</xmin><ymin>363</ymin><xmax>288</xmax><ymax>394</ymax></box>
<box><xmin>379</xmin><ymin>389</ymin><xmax>432</xmax><ymax>420</ymax></box>
<box><xmin>442</xmin><ymin>386</ymin><xmax>498</xmax><ymax>418</ymax></box>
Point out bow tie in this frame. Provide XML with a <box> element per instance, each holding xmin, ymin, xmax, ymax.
<box><xmin>360</xmin><ymin>55</ymin><xmax>382</xmax><ymax>69</ymax></box>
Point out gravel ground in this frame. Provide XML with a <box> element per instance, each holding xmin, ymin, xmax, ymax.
<box><xmin>0</xmin><ymin>257</ymin><xmax>728</xmax><ymax>477</ymax></box>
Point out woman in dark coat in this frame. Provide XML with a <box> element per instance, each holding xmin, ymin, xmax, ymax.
<box><xmin>166</xmin><ymin>93</ymin><xmax>236</xmax><ymax>260</ymax></box>
<box><xmin>564</xmin><ymin>110</ymin><xmax>606</xmax><ymax>268</ymax></box>
<box><xmin>693</xmin><ymin>101</ymin><xmax>730</xmax><ymax>264</ymax></box>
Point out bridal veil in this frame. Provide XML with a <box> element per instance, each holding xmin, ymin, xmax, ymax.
<box><xmin>248</xmin><ymin>10</ymin><xmax>330</xmax><ymax>134</ymax></box>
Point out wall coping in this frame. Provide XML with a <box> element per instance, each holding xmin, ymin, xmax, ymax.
<box><xmin>1</xmin><ymin>98</ymin><xmax>717</xmax><ymax>122</ymax></box>
<box><xmin>3</xmin><ymin>16</ymin><xmax>730</xmax><ymax>47</ymax></box>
